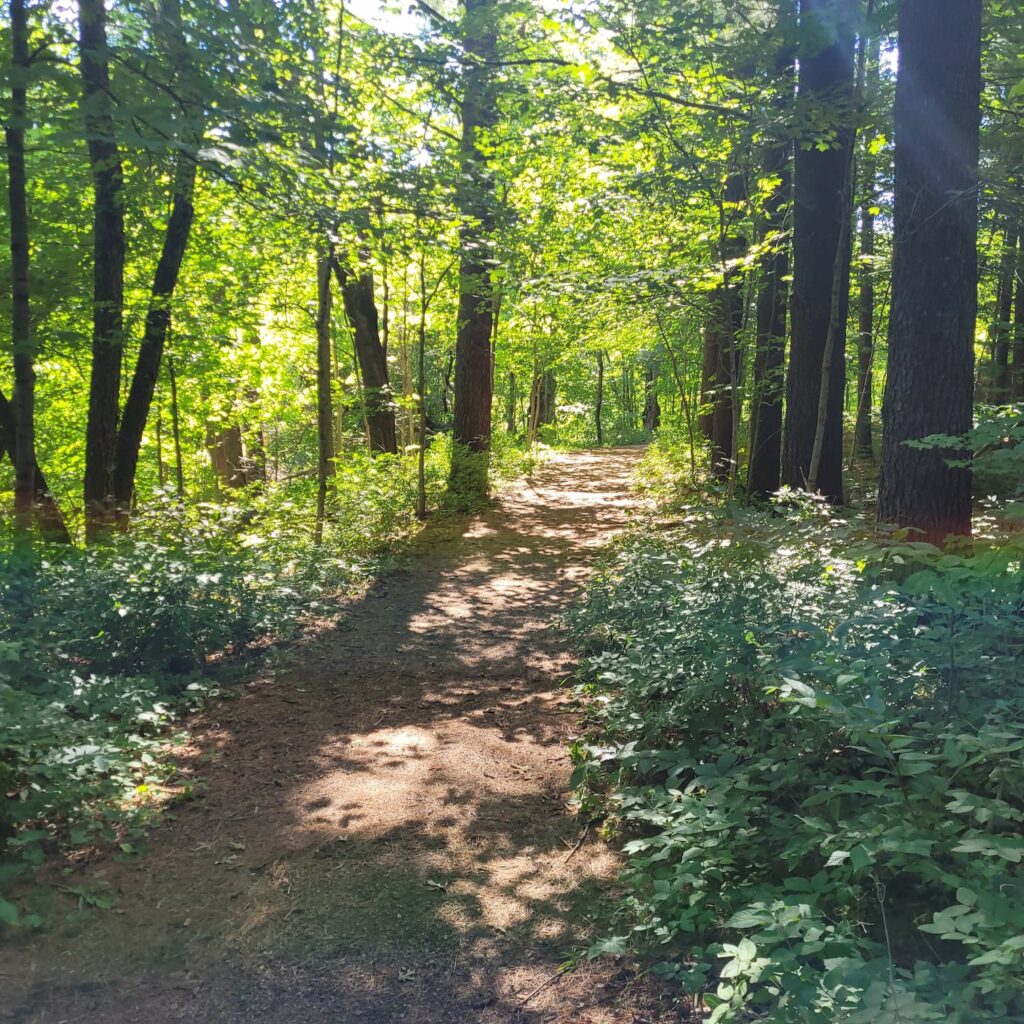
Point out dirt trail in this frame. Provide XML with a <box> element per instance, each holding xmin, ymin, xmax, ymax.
<box><xmin>3</xmin><ymin>447</ymin><xmax>684</xmax><ymax>1024</ymax></box>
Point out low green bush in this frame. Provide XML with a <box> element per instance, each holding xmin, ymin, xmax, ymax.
<box><xmin>570</xmin><ymin>499</ymin><xmax>1024</xmax><ymax>1022</ymax></box>
<box><xmin>2</xmin><ymin>438</ymin><xmax>530</xmax><ymax>924</ymax></box>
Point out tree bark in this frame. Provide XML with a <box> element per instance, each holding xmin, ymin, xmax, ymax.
<box><xmin>112</xmin><ymin>0</ymin><xmax>200</xmax><ymax>523</ymax></box>
<box><xmin>781</xmin><ymin>0</ymin><xmax>854</xmax><ymax>503</ymax></box>
<box><xmin>315</xmin><ymin>247</ymin><xmax>335</xmax><ymax>544</ymax></box>
<box><xmin>747</xmin><ymin>1</ymin><xmax>795</xmax><ymax>499</ymax></box>
<box><xmin>642</xmin><ymin>358</ymin><xmax>660</xmax><ymax>432</ymax></box>
<box><xmin>79</xmin><ymin>0</ymin><xmax>125</xmax><ymax>539</ymax></box>
<box><xmin>992</xmin><ymin>218</ymin><xmax>1018</xmax><ymax>399</ymax></box>
<box><xmin>334</xmin><ymin>261</ymin><xmax>398</xmax><ymax>455</ymax></box>
<box><xmin>877</xmin><ymin>0</ymin><xmax>981</xmax><ymax>542</ymax></box>
<box><xmin>448</xmin><ymin>0</ymin><xmax>498</xmax><ymax>502</ymax></box>
<box><xmin>7</xmin><ymin>0</ymin><xmax>38</xmax><ymax>534</ymax></box>
<box><xmin>747</xmin><ymin>148</ymin><xmax>791</xmax><ymax>494</ymax></box>
<box><xmin>1012</xmin><ymin>236</ymin><xmax>1024</xmax><ymax>399</ymax></box>
<box><xmin>595</xmin><ymin>353</ymin><xmax>604</xmax><ymax>444</ymax></box>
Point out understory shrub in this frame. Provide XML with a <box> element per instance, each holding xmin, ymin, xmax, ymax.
<box><xmin>0</xmin><ymin>443</ymin><xmax>471</xmax><ymax>923</ymax></box>
<box><xmin>570</xmin><ymin>499</ymin><xmax>1024</xmax><ymax>1022</ymax></box>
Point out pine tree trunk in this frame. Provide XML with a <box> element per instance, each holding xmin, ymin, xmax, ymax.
<box><xmin>449</xmin><ymin>0</ymin><xmax>497</xmax><ymax>503</ymax></box>
<box><xmin>781</xmin><ymin>0</ymin><xmax>854</xmax><ymax>503</ymax></box>
<box><xmin>877</xmin><ymin>0</ymin><xmax>981</xmax><ymax>542</ymax></box>
<box><xmin>79</xmin><ymin>0</ymin><xmax>125</xmax><ymax>539</ymax></box>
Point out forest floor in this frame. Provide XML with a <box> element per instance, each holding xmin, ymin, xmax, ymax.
<box><xmin>2</xmin><ymin>447</ymin><xmax>691</xmax><ymax>1024</ymax></box>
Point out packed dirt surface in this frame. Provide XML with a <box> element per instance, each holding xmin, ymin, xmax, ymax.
<box><xmin>2</xmin><ymin>447</ymin><xmax>689</xmax><ymax>1024</ymax></box>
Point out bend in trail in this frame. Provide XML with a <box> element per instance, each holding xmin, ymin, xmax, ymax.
<box><xmin>4</xmin><ymin>447</ymin><xmax>682</xmax><ymax>1024</ymax></box>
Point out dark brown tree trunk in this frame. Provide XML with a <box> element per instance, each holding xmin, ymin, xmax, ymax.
<box><xmin>168</xmin><ymin>353</ymin><xmax>184</xmax><ymax>499</ymax></box>
<box><xmin>111</xmin><ymin>0</ymin><xmax>200</xmax><ymax>523</ymax></box>
<box><xmin>642</xmin><ymin>358</ymin><xmax>660</xmax><ymax>432</ymax></box>
<box><xmin>595</xmin><ymin>352</ymin><xmax>604</xmax><ymax>444</ymax></box>
<box><xmin>747</xmin><ymin>150</ymin><xmax>791</xmax><ymax>495</ymax></box>
<box><xmin>781</xmin><ymin>0</ymin><xmax>854</xmax><ymax>503</ymax></box>
<box><xmin>7</xmin><ymin>0</ymin><xmax>38</xmax><ymax>534</ymax></box>
<box><xmin>878</xmin><ymin>0</ymin><xmax>981</xmax><ymax>542</ymax></box>
<box><xmin>79</xmin><ymin>0</ymin><xmax>125</xmax><ymax>539</ymax></box>
<box><xmin>334</xmin><ymin>261</ymin><xmax>398</xmax><ymax>455</ymax></box>
<box><xmin>0</xmin><ymin>390</ymin><xmax>70</xmax><ymax>543</ymax></box>
<box><xmin>449</xmin><ymin>0</ymin><xmax>497</xmax><ymax>502</ymax></box>
<box><xmin>538</xmin><ymin>371</ymin><xmax>556</xmax><ymax>426</ymax></box>
<box><xmin>207</xmin><ymin>423</ymin><xmax>246</xmax><ymax>491</ymax></box>
<box><xmin>506</xmin><ymin>371</ymin><xmax>517</xmax><ymax>433</ymax></box>
<box><xmin>747</xmin><ymin>1</ymin><xmax>794</xmax><ymax>499</ymax></box>
<box><xmin>992</xmin><ymin>219</ymin><xmax>1018</xmax><ymax>399</ymax></box>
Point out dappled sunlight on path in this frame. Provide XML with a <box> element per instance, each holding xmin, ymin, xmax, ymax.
<box><xmin>2</xmin><ymin>447</ymin><xmax>689</xmax><ymax>1024</ymax></box>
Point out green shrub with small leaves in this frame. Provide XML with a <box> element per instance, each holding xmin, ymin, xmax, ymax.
<box><xmin>570</xmin><ymin>498</ymin><xmax>1024</xmax><ymax>1023</ymax></box>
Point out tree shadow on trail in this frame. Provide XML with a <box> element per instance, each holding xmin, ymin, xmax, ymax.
<box><xmin>3</xmin><ymin>448</ymin><xmax>687</xmax><ymax>1024</ymax></box>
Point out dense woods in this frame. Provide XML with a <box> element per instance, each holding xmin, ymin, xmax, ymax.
<box><xmin>3</xmin><ymin>0</ymin><xmax>1024</xmax><ymax>1021</ymax></box>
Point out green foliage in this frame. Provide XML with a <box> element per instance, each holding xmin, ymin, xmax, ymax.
<box><xmin>0</xmin><ymin>444</ymin><xmax>460</xmax><ymax>924</ymax></box>
<box><xmin>570</xmin><ymin>501</ymin><xmax>1024</xmax><ymax>1022</ymax></box>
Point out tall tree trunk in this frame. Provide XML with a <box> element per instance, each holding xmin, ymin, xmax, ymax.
<box><xmin>747</xmin><ymin>3</ymin><xmax>794</xmax><ymax>499</ymax></box>
<box><xmin>168</xmin><ymin>353</ymin><xmax>184</xmax><ymax>499</ymax></box>
<box><xmin>595</xmin><ymin>352</ymin><xmax>604</xmax><ymax>445</ymax></box>
<box><xmin>111</xmin><ymin>0</ymin><xmax>201</xmax><ymax>523</ymax></box>
<box><xmin>1012</xmin><ymin>237</ymin><xmax>1024</xmax><ymax>399</ymax></box>
<box><xmin>878</xmin><ymin>0</ymin><xmax>981</xmax><ymax>542</ymax></box>
<box><xmin>315</xmin><ymin>247</ymin><xmax>335</xmax><ymax>545</ymax></box>
<box><xmin>506</xmin><ymin>371</ymin><xmax>517</xmax><ymax>433</ymax></box>
<box><xmin>7</xmin><ymin>0</ymin><xmax>41</xmax><ymax>535</ymax></box>
<box><xmin>992</xmin><ymin>218</ymin><xmax>1018</xmax><ymax>399</ymax></box>
<box><xmin>334</xmin><ymin>261</ymin><xmax>398</xmax><ymax>454</ymax></box>
<box><xmin>448</xmin><ymin>0</ymin><xmax>497</xmax><ymax>503</ymax></box>
<box><xmin>781</xmin><ymin>0</ymin><xmax>854</xmax><ymax>503</ymax></box>
<box><xmin>538</xmin><ymin>370</ymin><xmax>556</xmax><ymax>426</ymax></box>
<box><xmin>79</xmin><ymin>0</ymin><xmax>125</xmax><ymax>539</ymax></box>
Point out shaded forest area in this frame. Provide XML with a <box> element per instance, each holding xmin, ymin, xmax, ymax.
<box><xmin>2</xmin><ymin>0</ymin><xmax>1024</xmax><ymax>1020</ymax></box>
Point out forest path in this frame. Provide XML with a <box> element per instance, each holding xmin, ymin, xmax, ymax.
<box><xmin>3</xmin><ymin>447</ymin><xmax>683</xmax><ymax>1024</ymax></box>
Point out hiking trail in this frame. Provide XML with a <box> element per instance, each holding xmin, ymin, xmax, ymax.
<box><xmin>3</xmin><ymin>447</ymin><xmax>685</xmax><ymax>1024</ymax></box>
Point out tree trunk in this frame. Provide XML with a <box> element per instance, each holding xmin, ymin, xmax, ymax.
<box><xmin>1012</xmin><ymin>237</ymin><xmax>1024</xmax><ymax>399</ymax></box>
<box><xmin>642</xmin><ymin>358</ymin><xmax>660</xmax><ymax>432</ymax></box>
<box><xmin>747</xmin><ymin>154</ymin><xmax>791</xmax><ymax>490</ymax></box>
<box><xmin>781</xmin><ymin>0</ymin><xmax>854</xmax><ymax>503</ymax></box>
<box><xmin>79</xmin><ymin>0</ymin><xmax>126</xmax><ymax>539</ymax></box>
<box><xmin>877</xmin><ymin>0</ymin><xmax>981</xmax><ymax>542</ymax></box>
<box><xmin>111</xmin><ymin>0</ymin><xmax>200</xmax><ymax>524</ymax></box>
<box><xmin>747</xmin><ymin>2</ymin><xmax>794</xmax><ymax>499</ymax></box>
<box><xmin>992</xmin><ymin>218</ymin><xmax>1018</xmax><ymax>399</ymax></box>
<box><xmin>334</xmin><ymin>261</ymin><xmax>398</xmax><ymax>455</ymax></box>
<box><xmin>315</xmin><ymin>247</ymin><xmax>335</xmax><ymax>545</ymax></box>
<box><xmin>7</xmin><ymin>0</ymin><xmax>38</xmax><ymax>534</ymax></box>
<box><xmin>0</xmin><ymin>390</ymin><xmax>70</xmax><ymax>543</ymax></box>
<box><xmin>538</xmin><ymin>371</ymin><xmax>556</xmax><ymax>426</ymax></box>
<box><xmin>206</xmin><ymin>423</ymin><xmax>246</xmax><ymax>491</ymax></box>
<box><xmin>595</xmin><ymin>352</ymin><xmax>604</xmax><ymax>445</ymax></box>
<box><xmin>168</xmin><ymin>353</ymin><xmax>185</xmax><ymax>499</ymax></box>
<box><xmin>448</xmin><ymin>0</ymin><xmax>498</xmax><ymax>503</ymax></box>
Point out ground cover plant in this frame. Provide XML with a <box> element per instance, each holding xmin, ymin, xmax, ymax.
<box><xmin>569</xmin><ymin>443</ymin><xmax>1024</xmax><ymax>1023</ymax></box>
